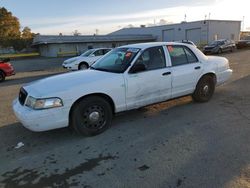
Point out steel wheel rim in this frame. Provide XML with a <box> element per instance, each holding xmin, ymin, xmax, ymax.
<box><xmin>80</xmin><ymin>64</ymin><xmax>88</xmax><ymax>70</ymax></box>
<box><xmin>201</xmin><ymin>83</ymin><xmax>210</xmax><ymax>97</ymax></box>
<box><xmin>82</xmin><ymin>105</ymin><xmax>105</xmax><ymax>130</ymax></box>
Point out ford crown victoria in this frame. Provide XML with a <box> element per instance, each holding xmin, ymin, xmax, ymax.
<box><xmin>13</xmin><ymin>42</ymin><xmax>232</xmax><ymax>136</ymax></box>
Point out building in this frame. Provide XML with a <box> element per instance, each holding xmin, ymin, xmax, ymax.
<box><xmin>33</xmin><ymin>20</ymin><xmax>241</xmax><ymax>57</ymax></box>
<box><xmin>110</xmin><ymin>20</ymin><xmax>241</xmax><ymax>47</ymax></box>
<box><xmin>32</xmin><ymin>34</ymin><xmax>156</xmax><ymax>57</ymax></box>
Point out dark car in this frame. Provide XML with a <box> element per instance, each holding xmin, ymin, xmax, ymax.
<box><xmin>0</xmin><ymin>58</ymin><xmax>15</xmax><ymax>82</ymax></box>
<box><xmin>203</xmin><ymin>39</ymin><xmax>236</xmax><ymax>54</ymax></box>
<box><xmin>236</xmin><ymin>36</ymin><xmax>250</xmax><ymax>49</ymax></box>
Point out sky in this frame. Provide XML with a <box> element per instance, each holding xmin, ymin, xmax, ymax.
<box><xmin>1</xmin><ymin>0</ymin><xmax>250</xmax><ymax>35</ymax></box>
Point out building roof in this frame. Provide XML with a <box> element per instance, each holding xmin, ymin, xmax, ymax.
<box><xmin>32</xmin><ymin>34</ymin><xmax>156</xmax><ymax>46</ymax></box>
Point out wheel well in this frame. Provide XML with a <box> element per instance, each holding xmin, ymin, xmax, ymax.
<box><xmin>0</xmin><ymin>69</ymin><xmax>5</xmax><ymax>76</ymax></box>
<box><xmin>199</xmin><ymin>73</ymin><xmax>217</xmax><ymax>85</ymax></box>
<box><xmin>69</xmin><ymin>93</ymin><xmax>115</xmax><ymax>126</ymax></box>
<box><xmin>78</xmin><ymin>62</ymin><xmax>89</xmax><ymax>69</ymax></box>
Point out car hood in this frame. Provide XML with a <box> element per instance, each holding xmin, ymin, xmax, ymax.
<box><xmin>23</xmin><ymin>70</ymin><xmax>120</xmax><ymax>97</ymax></box>
<box><xmin>204</xmin><ymin>44</ymin><xmax>217</xmax><ymax>48</ymax></box>
<box><xmin>63</xmin><ymin>56</ymin><xmax>80</xmax><ymax>63</ymax></box>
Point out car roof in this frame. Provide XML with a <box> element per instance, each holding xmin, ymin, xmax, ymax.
<box><xmin>119</xmin><ymin>42</ymin><xmax>192</xmax><ymax>50</ymax></box>
<box><xmin>89</xmin><ymin>48</ymin><xmax>112</xmax><ymax>51</ymax></box>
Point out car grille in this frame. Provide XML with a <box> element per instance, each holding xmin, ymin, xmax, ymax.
<box><xmin>19</xmin><ymin>88</ymin><xmax>28</xmax><ymax>106</ymax></box>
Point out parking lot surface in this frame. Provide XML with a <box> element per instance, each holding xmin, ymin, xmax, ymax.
<box><xmin>0</xmin><ymin>50</ymin><xmax>250</xmax><ymax>187</ymax></box>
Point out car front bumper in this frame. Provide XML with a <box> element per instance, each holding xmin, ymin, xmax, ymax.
<box><xmin>12</xmin><ymin>98</ymin><xmax>68</xmax><ymax>132</ymax></box>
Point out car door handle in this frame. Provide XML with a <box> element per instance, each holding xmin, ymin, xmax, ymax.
<box><xmin>195</xmin><ymin>66</ymin><xmax>201</xmax><ymax>70</ymax></box>
<box><xmin>162</xmin><ymin>72</ymin><xmax>171</xmax><ymax>76</ymax></box>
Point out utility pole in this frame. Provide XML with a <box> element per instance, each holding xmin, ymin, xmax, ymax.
<box><xmin>242</xmin><ymin>16</ymin><xmax>245</xmax><ymax>31</ymax></box>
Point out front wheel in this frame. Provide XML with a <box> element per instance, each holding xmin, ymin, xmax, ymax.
<box><xmin>79</xmin><ymin>63</ymin><xmax>89</xmax><ymax>70</ymax></box>
<box><xmin>71</xmin><ymin>96</ymin><xmax>113</xmax><ymax>136</ymax></box>
<box><xmin>0</xmin><ymin>71</ymin><xmax>5</xmax><ymax>82</ymax></box>
<box><xmin>192</xmin><ymin>76</ymin><xmax>215</xmax><ymax>103</ymax></box>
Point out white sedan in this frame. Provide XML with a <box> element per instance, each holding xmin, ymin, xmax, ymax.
<box><xmin>13</xmin><ymin>42</ymin><xmax>232</xmax><ymax>136</ymax></box>
<box><xmin>62</xmin><ymin>48</ymin><xmax>112</xmax><ymax>70</ymax></box>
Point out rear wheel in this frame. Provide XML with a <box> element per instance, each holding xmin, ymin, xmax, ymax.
<box><xmin>0</xmin><ymin>71</ymin><xmax>5</xmax><ymax>82</ymax></box>
<box><xmin>192</xmin><ymin>75</ymin><xmax>215</xmax><ymax>103</ymax></box>
<box><xmin>79</xmin><ymin>63</ymin><xmax>89</xmax><ymax>70</ymax></box>
<box><xmin>71</xmin><ymin>96</ymin><xmax>113</xmax><ymax>136</ymax></box>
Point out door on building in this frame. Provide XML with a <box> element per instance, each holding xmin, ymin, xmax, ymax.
<box><xmin>185</xmin><ymin>28</ymin><xmax>201</xmax><ymax>45</ymax></box>
<box><xmin>162</xmin><ymin>29</ymin><xmax>175</xmax><ymax>42</ymax></box>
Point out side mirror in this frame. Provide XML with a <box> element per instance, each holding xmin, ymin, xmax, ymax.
<box><xmin>130</xmin><ymin>63</ymin><xmax>146</xmax><ymax>73</ymax></box>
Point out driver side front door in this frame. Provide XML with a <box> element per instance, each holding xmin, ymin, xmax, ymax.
<box><xmin>124</xmin><ymin>46</ymin><xmax>172</xmax><ymax>110</ymax></box>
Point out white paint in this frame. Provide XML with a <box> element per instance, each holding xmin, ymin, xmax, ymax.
<box><xmin>62</xmin><ymin>48</ymin><xmax>112</xmax><ymax>70</ymax></box>
<box><xmin>13</xmin><ymin>42</ymin><xmax>232</xmax><ymax>132</ymax></box>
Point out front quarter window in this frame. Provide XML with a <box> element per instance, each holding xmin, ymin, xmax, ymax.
<box><xmin>91</xmin><ymin>48</ymin><xmax>140</xmax><ymax>73</ymax></box>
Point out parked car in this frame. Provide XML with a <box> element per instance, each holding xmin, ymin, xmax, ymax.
<box><xmin>236</xmin><ymin>36</ymin><xmax>250</xmax><ymax>49</ymax></box>
<box><xmin>177</xmin><ymin>40</ymin><xmax>197</xmax><ymax>47</ymax></box>
<box><xmin>0</xmin><ymin>58</ymin><xmax>15</xmax><ymax>82</ymax></box>
<box><xmin>203</xmin><ymin>39</ymin><xmax>236</xmax><ymax>54</ymax></box>
<box><xmin>62</xmin><ymin>48</ymin><xmax>112</xmax><ymax>70</ymax></box>
<box><xmin>13</xmin><ymin>42</ymin><xmax>232</xmax><ymax>136</ymax></box>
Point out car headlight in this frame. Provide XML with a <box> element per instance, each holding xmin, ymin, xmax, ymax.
<box><xmin>25</xmin><ymin>96</ymin><xmax>63</xmax><ymax>110</ymax></box>
<box><xmin>64</xmin><ymin>59</ymin><xmax>75</xmax><ymax>64</ymax></box>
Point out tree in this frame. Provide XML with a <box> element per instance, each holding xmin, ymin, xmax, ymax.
<box><xmin>0</xmin><ymin>7</ymin><xmax>21</xmax><ymax>47</ymax></box>
<box><xmin>22</xmin><ymin>27</ymin><xmax>34</xmax><ymax>39</ymax></box>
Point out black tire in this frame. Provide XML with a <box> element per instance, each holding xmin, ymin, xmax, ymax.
<box><xmin>71</xmin><ymin>96</ymin><xmax>113</xmax><ymax>136</ymax></box>
<box><xmin>0</xmin><ymin>71</ymin><xmax>5</xmax><ymax>82</ymax></box>
<box><xmin>218</xmin><ymin>48</ymin><xmax>222</xmax><ymax>54</ymax></box>
<box><xmin>79</xmin><ymin>62</ymin><xmax>89</xmax><ymax>70</ymax></box>
<box><xmin>192</xmin><ymin>75</ymin><xmax>215</xmax><ymax>103</ymax></box>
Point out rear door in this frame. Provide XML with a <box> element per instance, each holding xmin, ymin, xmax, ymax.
<box><xmin>166</xmin><ymin>45</ymin><xmax>203</xmax><ymax>98</ymax></box>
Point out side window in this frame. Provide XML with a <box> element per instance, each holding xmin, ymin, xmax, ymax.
<box><xmin>103</xmin><ymin>49</ymin><xmax>111</xmax><ymax>54</ymax></box>
<box><xmin>167</xmin><ymin>45</ymin><xmax>198</xmax><ymax>66</ymax></box>
<box><xmin>94</xmin><ymin>50</ymin><xmax>104</xmax><ymax>56</ymax></box>
<box><xmin>134</xmin><ymin>46</ymin><xmax>166</xmax><ymax>71</ymax></box>
<box><xmin>167</xmin><ymin>46</ymin><xmax>188</xmax><ymax>66</ymax></box>
<box><xmin>184</xmin><ymin>47</ymin><xmax>198</xmax><ymax>63</ymax></box>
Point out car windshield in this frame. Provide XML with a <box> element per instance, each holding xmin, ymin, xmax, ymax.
<box><xmin>91</xmin><ymin>48</ymin><xmax>140</xmax><ymax>73</ymax></box>
<box><xmin>80</xmin><ymin>49</ymin><xmax>95</xmax><ymax>57</ymax></box>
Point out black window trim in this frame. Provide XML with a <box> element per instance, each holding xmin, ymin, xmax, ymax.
<box><xmin>129</xmin><ymin>45</ymin><xmax>167</xmax><ymax>74</ymax></box>
<box><xmin>167</xmin><ymin>45</ymin><xmax>199</xmax><ymax>67</ymax></box>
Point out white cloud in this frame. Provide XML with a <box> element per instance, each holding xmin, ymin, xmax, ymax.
<box><xmin>22</xmin><ymin>0</ymin><xmax>250</xmax><ymax>35</ymax></box>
